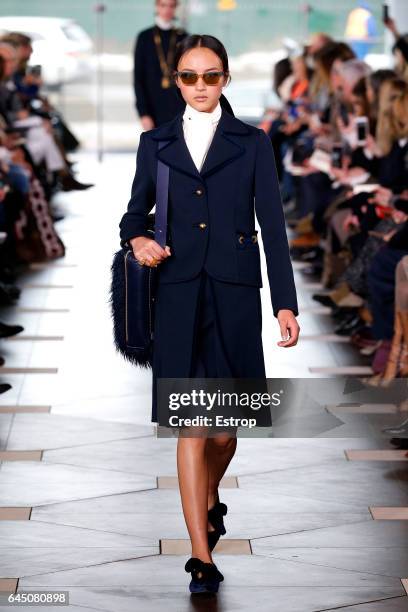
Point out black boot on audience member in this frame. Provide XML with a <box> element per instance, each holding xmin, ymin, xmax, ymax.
<box><xmin>389</xmin><ymin>437</ymin><xmax>408</xmax><ymax>449</ymax></box>
<box><xmin>0</xmin><ymin>383</ymin><xmax>12</xmax><ymax>394</ymax></box>
<box><xmin>334</xmin><ymin>314</ymin><xmax>363</xmax><ymax>336</ymax></box>
<box><xmin>59</xmin><ymin>172</ymin><xmax>94</xmax><ymax>192</ymax></box>
<box><xmin>0</xmin><ymin>322</ymin><xmax>24</xmax><ymax>338</ymax></box>
<box><xmin>0</xmin><ymin>282</ymin><xmax>21</xmax><ymax>305</ymax></box>
<box><xmin>312</xmin><ymin>293</ymin><xmax>337</xmax><ymax>309</ymax></box>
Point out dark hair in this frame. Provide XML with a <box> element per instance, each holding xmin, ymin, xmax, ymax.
<box><xmin>173</xmin><ymin>34</ymin><xmax>229</xmax><ymax>74</ymax></box>
<box><xmin>1</xmin><ymin>32</ymin><xmax>32</xmax><ymax>46</ymax></box>
<box><xmin>172</xmin><ymin>34</ymin><xmax>234</xmax><ymax>114</ymax></box>
<box><xmin>368</xmin><ymin>68</ymin><xmax>397</xmax><ymax>99</ymax></box>
<box><xmin>273</xmin><ymin>57</ymin><xmax>292</xmax><ymax>96</ymax></box>
<box><xmin>392</xmin><ymin>33</ymin><xmax>408</xmax><ymax>56</ymax></box>
<box><xmin>351</xmin><ymin>76</ymin><xmax>371</xmax><ymax>117</ymax></box>
<box><xmin>314</xmin><ymin>41</ymin><xmax>355</xmax><ymax>79</ymax></box>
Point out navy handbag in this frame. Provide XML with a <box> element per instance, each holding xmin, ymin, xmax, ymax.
<box><xmin>109</xmin><ymin>140</ymin><xmax>169</xmax><ymax>368</ymax></box>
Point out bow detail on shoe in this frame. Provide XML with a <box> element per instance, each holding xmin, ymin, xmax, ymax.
<box><xmin>185</xmin><ymin>557</ymin><xmax>203</xmax><ymax>573</ymax></box>
<box><xmin>208</xmin><ymin>501</ymin><xmax>228</xmax><ymax>535</ymax></box>
<box><xmin>184</xmin><ymin>558</ymin><xmax>224</xmax><ymax>583</ymax></box>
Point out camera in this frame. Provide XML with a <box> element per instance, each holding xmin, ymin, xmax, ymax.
<box><xmin>331</xmin><ymin>144</ymin><xmax>343</xmax><ymax>168</ymax></box>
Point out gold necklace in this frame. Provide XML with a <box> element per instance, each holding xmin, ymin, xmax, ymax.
<box><xmin>153</xmin><ymin>25</ymin><xmax>178</xmax><ymax>89</ymax></box>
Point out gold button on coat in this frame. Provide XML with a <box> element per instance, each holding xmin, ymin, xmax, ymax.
<box><xmin>199</xmin><ymin>223</ymin><xmax>207</xmax><ymax>229</ymax></box>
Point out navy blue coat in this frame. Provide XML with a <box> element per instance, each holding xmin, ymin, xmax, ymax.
<box><xmin>119</xmin><ymin>107</ymin><xmax>298</xmax><ymax>318</ymax></box>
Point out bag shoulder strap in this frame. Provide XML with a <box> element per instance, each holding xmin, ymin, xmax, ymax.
<box><xmin>154</xmin><ymin>140</ymin><xmax>169</xmax><ymax>248</ymax></box>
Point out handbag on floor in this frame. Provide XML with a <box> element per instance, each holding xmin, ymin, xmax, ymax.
<box><xmin>109</xmin><ymin>140</ymin><xmax>169</xmax><ymax>368</ymax></box>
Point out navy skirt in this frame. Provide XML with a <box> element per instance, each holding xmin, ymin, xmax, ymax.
<box><xmin>151</xmin><ymin>269</ymin><xmax>266</xmax><ymax>423</ymax></box>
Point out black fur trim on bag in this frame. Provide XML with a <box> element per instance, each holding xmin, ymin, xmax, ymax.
<box><xmin>109</xmin><ymin>248</ymin><xmax>154</xmax><ymax>369</ymax></box>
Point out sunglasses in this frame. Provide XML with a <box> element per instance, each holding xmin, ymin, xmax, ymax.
<box><xmin>174</xmin><ymin>70</ymin><xmax>227</xmax><ymax>85</ymax></box>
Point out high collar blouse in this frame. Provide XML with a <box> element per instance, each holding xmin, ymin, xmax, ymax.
<box><xmin>154</xmin><ymin>16</ymin><xmax>174</xmax><ymax>30</ymax></box>
<box><xmin>182</xmin><ymin>101</ymin><xmax>222</xmax><ymax>172</ymax></box>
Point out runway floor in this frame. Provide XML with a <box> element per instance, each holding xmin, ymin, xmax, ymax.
<box><xmin>0</xmin><ymin>153</ymin><xmax>407</xmax><ymax>611</ymax></box>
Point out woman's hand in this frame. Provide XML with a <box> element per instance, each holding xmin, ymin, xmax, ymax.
<box><xmin>277</xmin><ymin>309</ymin><xmax>300</xmax><ymax>347</ymax></box>
<box><xmin>364</xmin><ymin>134</ymin><xmax>382</xmax><ymax>157</ymax></box>
<box><xmin>368</xmin><ymin>186</ymin><xmax>392</xmax><ymax>207</ymax></box>
<box><xmin>129</xmin><ymin>236</ymin><xmax>171</xmax><ymax>267</ymax></box>
<box><xmin>384</xmin><ymin>16</ymin><xmax>399</xmax><ymax>38</ymax></box>
<box><xmin>391</xmin><ymin>210</ymin><xmax>407</xmax><ymax>224</ymax></box>
<box><xmin>140</xmin><ymin>115</ymin><xmax>155</xmax><ymax>131</ymax></box>
<box><xmin>330</xmin><ymin>166</ymin><xmax>348</xmax><ymax>182</ymax></box>
<box><xmin>382</xmin><ymin>229</ymin><xmax>398</xmax><ymax>242</ymax></box>
<box><xmin>279</xmin><ymin>118</ymin><xmax>303</xmax><ymax>135</ymax></box>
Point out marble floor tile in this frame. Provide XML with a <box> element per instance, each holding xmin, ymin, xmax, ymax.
<box><xmin>370</xmin><ymin>507</ymin><xmax>408</xmax><ymax>520</ymax></box>
<box><xmin>230</xmin><ymin>438</ymin><xmax>345</xmax><ymax>473</ymax></box>
<box><xmin>0</xmin><ymin>310</ymin><xmax>64</xmax><ymax>336</ymax></box>
<box><xmin>298</xmin><ymin>305</ymin><xmax>331</xmax><ymax>314</ymax></box>
<box><xmin>301</xmin><ymin>334</ymin><xmax>350</xmax><ymax>342</ymax></box>
<box><xmin>161</xmin><ymin>538</ymin><xmax>251</xmax><ymax>554</ymax></box>
<box><xmin>253</xmin><ymin>546</ymin><xmax>408</xmax><ymax>579</ymax></box>
<box><xmin>19</xmin><ymin>554</ymin><xmax>403</xmax><ymax>592</ymax></box>
<box><xmin>158</xmin><ymin>475</ymin><xmax>237</xmax><ymax>488</ymax></box>
<box><xmin>0</xmin><ymin>451</ymin><xmax>42</xmax><ymax>461</ymax></box>
<box><xmin>43</xmin><ymin>437</ymin><xmax>176</xmax><ymax>476</ymax></box>
<box><xmin>4</xmin><ymin>335</ymin><xmax>64</xmax><ymax>341</ymax></box>
<box><xmin>21</xmin><ymin>283</ymin><xmax>74</xmax><ymax>289</ymax></box>
<box><xmin>331</xmin><ymin>404</ymin><xmax>399</xmax><ymax>414</ymax></box>
<box><xmin>3</xmin><ymin>547</ymin><xmax>158</xmax><ymax>581</ymax></box>
<box><xmin>0</xmin><ymin>406</ymin><xmax>51</xmax><ymax>414</ymax></box>
<box><xmin>29</xmin><ymin>487</ymin><xmax>371</xmax><ymax>540</ymax></box>
<box><xmin>1</xmin><ymin>342</ymin><xmax>63</xmax><ymax>370</ymax></box>
<box><xmin>0</xmin><ymin>414</ymin><xmax>12</xmax><ymax>450</ymax></box>
<box><xmin>346</xmin><ymin>450</ymin><xmax>408</xmax><ymax>461</ymax></box>
<box><xmin>251</xmin><ymin>520</ymin><xmax>408</xmax><ymax>551</ymax></box>
<box><xmin>319</xmin><ymin>595</ymin><xmax>408</xmax><ymax>611</ymax></box>
<box><xmin>0</xmin><ymin>579</ymin><xmax>17</xmax><ymax>592</ymax></box>
<box><xmin>50</xmin><ymin>394</ymin><xmax>151</xmax><ymax>425</ymax></box>
<box><xmin>0</xmin><ymin>520</ymin><xmax>158</xmax><ymax>576</ymax></box>
<box><xmin>6</xmin><ymin>414</ymin><xmax>153</xmax><ymax>451</ymax></box>
<box><xmin>238</xmin><ymin>461</ymin><xmax>408</xmax><ymax>507</ymax></box>
<box><xmin>0</xmin><ymin>462</ymin><xmax>155</xmax><ymax>506</ymax></box>
<box><xmin>0</xmin><ymin>367</ymin><xmax>58</xmax><ymax>374</ymax></box>
<box><xmin>0</xmin><ymin>507</ymin><xmax>31</xmax><ymax>520</ymax></box>
<box><xmin>12</xmin><ymin>307</ymin><xmax>70</xmax><ymax>313</ymax></box>
<box><xmin>309</xmin><ymin>366</ymin><xmax>373</xmax><ymax>375</ymax></box>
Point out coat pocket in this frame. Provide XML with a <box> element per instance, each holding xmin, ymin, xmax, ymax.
<box><xmin>236</xmin><ymin>229</ymin><xmax>259</xmax><ymax>250</ymax></box>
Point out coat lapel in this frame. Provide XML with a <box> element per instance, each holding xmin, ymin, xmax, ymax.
<box><xmin>150</xmin><ymin>107</ymin><xmax>251</xmax><ymax>180</ymax></box>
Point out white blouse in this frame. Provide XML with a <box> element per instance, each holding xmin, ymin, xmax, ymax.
<box><xmin>182</xmin><ymin>101</ymin><xmax>222</xmax><ymax>172</ymax></box>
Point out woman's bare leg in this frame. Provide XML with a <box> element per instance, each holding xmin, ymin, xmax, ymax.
<box><xmin>177</xmin><ymin>427</ymin><xmax>213</xmax><ymax>563</ymax></box>
<box><xmin>177</xmin><ymin>427</ymin><xmax>238</xmax><ymax>563</ymax></box>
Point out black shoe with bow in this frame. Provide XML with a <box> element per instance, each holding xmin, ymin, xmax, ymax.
<box><xmin>207</xmin><ymin>492</ymin><xmax>228</xmax><ymax>551</ymax></box>
<box><xmin>185</xmin><ymin>557</ymin><xmax>224</xmax><ymax>594</ymax></box>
